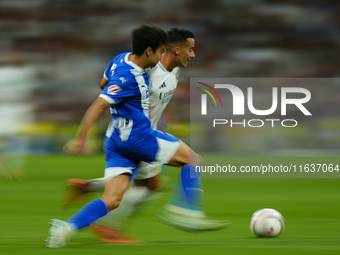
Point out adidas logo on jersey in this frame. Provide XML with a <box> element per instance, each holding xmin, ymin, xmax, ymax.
<box><xmin>159</xmin><ymin>82</ymin><xmax>167</xmax><ymax>89</ymax></box>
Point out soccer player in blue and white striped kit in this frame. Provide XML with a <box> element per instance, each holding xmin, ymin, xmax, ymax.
<box><xmin>46</xmin><ymin>25</ymin><xmax>224</xmax><ymax>248</ymax></box>
<box><xmin>64</xmin><ymin>28</ymin><xmax>229</xmax><ymax>243</ymax></box>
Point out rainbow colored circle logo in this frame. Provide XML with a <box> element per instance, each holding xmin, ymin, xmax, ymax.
<box><xmin>196</xmin><ymin>82</ymin><xmax>222</xmax><ymax>106</ymax></box>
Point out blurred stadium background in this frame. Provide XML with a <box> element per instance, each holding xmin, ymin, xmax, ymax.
<box><xmin>1</xmin><ymin>0</ymin><xmax>340</xmax><ymax>254</ymax></box>
<box><xmin>1</xmin><ymin>0</ymin><xmax>340</xmax><ymax>155</ymax></box>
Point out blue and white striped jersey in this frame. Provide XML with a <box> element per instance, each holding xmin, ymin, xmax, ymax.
<box><xmin>99</xmin><ymin>52</ymin><xmax>151</xmax><ymax>141</ymax></box>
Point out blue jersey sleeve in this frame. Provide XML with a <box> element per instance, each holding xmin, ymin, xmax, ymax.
<box><xmin>99</xmin><ymin>52</ymin><xmax>146</xmax><ymax>105</ymax></box>
<box><xmin>99</xmin><ymin>77</ymin><xmax>137</xmax><ymax>105</ymax></box>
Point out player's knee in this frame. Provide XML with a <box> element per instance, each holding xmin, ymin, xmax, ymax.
<box><xmin>191</xmin><ymin>152</ymin><xmax>202</xmax><ymax>166</ymax></box>
<box><xmin>105</xmin><ymin>197</ymin><xmax>122</xmax><ymax>211</ymax></box>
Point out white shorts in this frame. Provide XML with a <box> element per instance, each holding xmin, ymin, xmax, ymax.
<box><xmin>133</xmin><ymin>162</ymin><xmax>162</xmax><ymax>180</ymax></box>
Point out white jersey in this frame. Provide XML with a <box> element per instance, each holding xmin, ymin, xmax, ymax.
<box><xmin>147</xmin><ymin>62</ymin><xmax>180</xmax><ymax>129</ymax></box>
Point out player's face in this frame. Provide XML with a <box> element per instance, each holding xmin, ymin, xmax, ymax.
<box><xmin>149</xmin><ymin>44</ymin><xmax>164</xmax><ymax>68</ymax></box>
<box><xmin>177</xmin><ymin>38</ymin><xmax>195</xmax><ymax>68</ymax></box>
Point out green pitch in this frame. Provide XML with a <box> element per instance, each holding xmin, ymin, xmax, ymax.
<box><xmin>1</xmin><ymin>154</ymin><xmax>340</xmax><ymax>255</ymax></box>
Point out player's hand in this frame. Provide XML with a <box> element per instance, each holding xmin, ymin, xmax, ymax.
<box><xmin>63</xmin><ymin>138</ymin><xmax>85</xmax><ymax>155</ymax></box>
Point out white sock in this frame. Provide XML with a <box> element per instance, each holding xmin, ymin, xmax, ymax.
<box><xmin>95</xmin><ymin>185</ymin><xmax>153</xmax><ymax>230</ymax></box>
<box><xmin>88</xmin><ymin>178</ymin><xmax>105</xmax><ymax>192</ymax></box>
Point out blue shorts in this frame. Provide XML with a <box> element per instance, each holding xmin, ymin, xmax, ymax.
<box><xmin>104</xmin><ymin>129</ymin><xmax>180</xmax><ymax>179</ymax></box>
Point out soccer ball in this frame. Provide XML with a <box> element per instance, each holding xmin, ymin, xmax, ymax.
<box><xmin>250</xmin><ymin>208</ymin><xmax>284</xmax><ymax>237</ymax></box>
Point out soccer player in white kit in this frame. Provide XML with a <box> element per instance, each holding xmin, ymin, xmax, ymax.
<box><xmin>64</xmin><ymin>28</ymin><xmax>229</xmax><ymax>243</ymax></box>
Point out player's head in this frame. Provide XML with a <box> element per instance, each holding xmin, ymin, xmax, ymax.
<box><xmin>166</xmin><ymin>28</ymin><xmax>195</xmax><ymax>68</ymax></box>
<box><xmin>131</xmin><ymin>25</ymin><xmax>168</xmax><ymax>68</ymax></box>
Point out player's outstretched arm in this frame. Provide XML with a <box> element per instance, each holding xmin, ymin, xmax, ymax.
<box><xmin>64</xmin><ymin>97</ymin><xmax>110</xmax><ymax>155</ymax></box>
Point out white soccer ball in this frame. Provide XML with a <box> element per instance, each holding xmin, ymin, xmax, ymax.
<box><xmin>250</xmin><ymin>208</ymin><xmax>285</xmax><ymax>237</ymax></box>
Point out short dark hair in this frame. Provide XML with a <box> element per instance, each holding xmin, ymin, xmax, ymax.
<box><xmin>166</xmin><ymin>28</ymin><xmax>194</xmax><ymax>51</ymax></box>
<box><xmin>131</xmin><ymin>25</ymin><xmax>168</xmax><ymax>56</ymax></box>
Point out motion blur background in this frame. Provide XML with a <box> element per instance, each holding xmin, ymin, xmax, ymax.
<box><xmin>1</xmin><ymin>0</ymin><xmax>340</xmax><ymax>159</ymax></box>
<box><xmin>1</xmin><ymin>2</ymin><xmax>340</xmax><ymax>254</ymax></box>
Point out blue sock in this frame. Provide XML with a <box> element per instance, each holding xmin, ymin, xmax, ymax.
<box><xmin>169</xmin><ymin>164</ymin><xmax>203</xmax><ymax>212</ymax></box>
<box><xmin>67</xmin><ymin>199</ymin><xmax>108</xmax><ymax>230</ymax></box>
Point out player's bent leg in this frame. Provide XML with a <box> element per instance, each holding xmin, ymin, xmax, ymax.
<box><xmin>96</xmin><ymin>178</ymin><xmax>155</xmax><ymax>230</ymax></box>
<box><xmin>100</xmin><ymin>174</ymin><xmax>130</xmax><ymax>210</ymax></box>
<box><xmin>167</xmin><ymin>140</ymin><xmax>202</xmax><ymax>167</ymax></box>
<box><xmin>91</xmin><ymin>169</ymin><xmax>161</xmax><ymax>243</ymax></box>
<box><xmin>159</xmin><ymin>140</ymin><xmax>231</xmax><ymax>232</ymax></box>
<box><xmin>90</xmin><ymin>181</ymin><xmax>154</xmax><ymax>243</ymax></box>
<box><xmin>62</xmin><ymin>165</ymin><xmax>161</xmax><ymax>244</ymax></box>
<box><xmin>47</xmin><ymin>174</ymin><xmax>130</xmax><ymax>248</ymax></box>
<box><xmin>63</xmin><ymin>176</ymin><xmax>129</xmax><ymax>208</ymax></box>
<box><xmin>165</xmin><ymin>140</ymin><xmax>204</xmax><ymax>211</ymax></box>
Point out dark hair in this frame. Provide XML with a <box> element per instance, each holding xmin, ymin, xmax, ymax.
<box><xmin>131</xmin><ymin>25</ymin><xmax>168</xmax><ymax>56</ymax></box>
<box><xmin>166</xmin><ymin>28</ymin><xmax>194</xmax><ymax>51</ymax></box>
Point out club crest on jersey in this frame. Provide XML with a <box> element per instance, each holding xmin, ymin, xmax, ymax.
<box><xmin>108</xmin><ymin>85</ymin><xmax>121</xmax><ymax>95</ymax></box>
